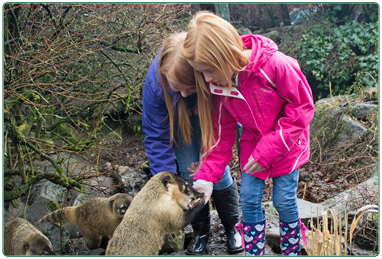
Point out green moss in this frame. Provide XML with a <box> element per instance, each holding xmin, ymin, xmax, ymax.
<box><xmin>47</xmin><ymin>200</ymin><xmax>61</xmax><ymax>212</ymax></box>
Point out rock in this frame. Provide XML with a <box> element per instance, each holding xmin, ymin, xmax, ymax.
<box><xmin>237</xmin><ymin>27</ymin><xmax>252</xmax><ymax>35</ymax></box>
<box><xmin>64</xmin><ymin>238</ymin><xmax>89</xmax><ymax>255</ymax></box>
<box><xmin>30</xmin><ymin>180</ymin><xmax>67</xmax><ymax>203</ymax></box>
<box><xmin>37</xmin><ymin>221</ymin><xmax>71</xmax><ymax>253</ymax></box>
<box><xmin>82</xmin><ymin>175</ymin><xmax>115</xmax><ymax>196</ymax></box>
<box><xmin>350</xmin><ymin>103</ymin><xmax>378</xmax><ymax>120</ymax></box>
<box><xmin>337</xmin><ymin>115</ymin><xmax>367</xmax><ymax>144</ymax></box>
<box><xmin>72</xmin><ymin>193</ymin><xmax>87</xmax><ymax>206</ymax></box>
<box><xmin>160</xmin><ymin>231</ymin><xmax>185</xmax><ymax>254</ymax></box>
<box><xmin>62</xmin><ymin>223</ymin><xmax>82</xmax><ymax>239</ymax></box>
<box><xmin>114</xmin><ymin>165</ymin><xmax>151</xmax><ymax>197</ymax></box>
<box><xmin>27</xmin><ymin>180</ymin><xmax>68</xmax><ymax>223</ymax></box>
<box><xmin>4</xmin><ymin>199</ymin><xmax>26</xmax><ymax>225</ymax></box>
<box><xmin>263</xmin><ymin>199</ymin><xmax>323</xmax><ymax>225</ymax></box>
<box><xmin>321</xmin><ymin>175</ymin><xmax>378</xmax><ymax>216</ymax></box>
<box><xmin>261</xmin><ymin>30</ymin><xmax>281</xmax><ymax>44</ymax></box>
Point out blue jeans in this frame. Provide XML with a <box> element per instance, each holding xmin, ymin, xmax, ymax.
<box><xmin>174</xmin><ymin>114</ymin><xmax>233</xmax><ymax>191</ymax></box>
<box><xmin>240</xmin><ymin>168</ymin><xmax>300</xmax><ymax>223</ymax></box>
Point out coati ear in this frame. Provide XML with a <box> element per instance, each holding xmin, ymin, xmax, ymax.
<box><xmin>160</xmin><ymin>174</ymin><xmax>173</xmax><ymax>188</ymax></box>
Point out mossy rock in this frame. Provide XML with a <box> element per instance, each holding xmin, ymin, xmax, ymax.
<box><xmin>160</xmin><ymin>231</ymin><xmax>185</xmax><ymax>254</ymax></box>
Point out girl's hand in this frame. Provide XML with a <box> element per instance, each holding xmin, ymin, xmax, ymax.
<box><xmin>187</xmin><ymin>161</ymin><xmax>200</xmax><ymax>177</ymax></box>
<box><xmin>187</xmin><ymin>152</ymin><xmax>203</xmax><ymax>177</ymax></box>
<box><xmin>243</xmin><ymin>155</ymin><xmax>265</xmax><ymax>175</ymax></box>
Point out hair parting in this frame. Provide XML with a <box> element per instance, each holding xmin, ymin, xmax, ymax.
<box><xmin>180</xmin><ymin>11</ymin><xmax>249</xmax><ymax>155</ymax></box>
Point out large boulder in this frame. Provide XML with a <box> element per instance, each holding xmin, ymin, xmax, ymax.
<box><xmin>321</xmin><ymin>175</ymin><xmax>378</xmax><ymax>216</ymax></box>
<box><xmin>350</xmin><ymin>103</ymin><xmax>378</xmax><ymax>121</ymax></box>
<box><xmin>337</xmin><ymin>115</ymin><xmax>367</xmax><ymax>144</ymax></box>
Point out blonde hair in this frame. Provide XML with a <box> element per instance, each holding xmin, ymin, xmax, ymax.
<box><xmin>159</xmin><ymin>32</ymin><xmax>195</xmax><ymax>145</ymax></box>
<box><xmin>180</xmin><ymin>11</ymin><xmax>249</xmax><ymax>155</ymax></box>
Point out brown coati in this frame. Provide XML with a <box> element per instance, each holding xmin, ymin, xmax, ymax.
<box><xmin>35</xmin><ymin>193</ymin><xmax>133</xmax><ymax>250</ymax></box>
<box><xmin>4</xmin><ymin>218</ymin><xmax>55</xmax><ymax>255</ymax></box>
<box><xmin>105</xmin><ymin>171</ymin><xmax>205</xmax><ymax>255</ymax></box>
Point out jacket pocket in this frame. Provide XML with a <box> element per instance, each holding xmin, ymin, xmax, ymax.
<box><xmin>253</xmin><ymin>93</ymin><xmax>266</xmax><ymax>122</ymax></box>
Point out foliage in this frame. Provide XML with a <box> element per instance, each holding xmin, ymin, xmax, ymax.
<box><xmin>3</xmin><ymin>3</ymin><xmax>190</xmax><ymax>201</ymax></box>
<box><xmin>309</xmin><ymin>91</ymin><xmax>378</xmax><ymax>189</ymax></box>
<box><xmin>280</xmin><ymin>7</ymin><xmax>378</xmax><ymax>100</ymax></box>
<box><xmin>323</xmin><ymin>4</ymin><xmax>378</xmax><ymax>24</ymax></box>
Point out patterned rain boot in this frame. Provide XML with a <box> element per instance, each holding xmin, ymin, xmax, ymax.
<box><xmin>239</xmin><ymin>219</ymin><xmax>266</xmax><ymax>256</ymax></box>
<box><xmin>280</xmin><ymin>218</ymin><xmax>301</xmax><ymax>256</ymax></box>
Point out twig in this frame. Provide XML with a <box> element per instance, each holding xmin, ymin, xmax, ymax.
<box><xmin>336</xmin><ymin>164</ymin><xmax>378</xmax><ymax>183</ymax></box>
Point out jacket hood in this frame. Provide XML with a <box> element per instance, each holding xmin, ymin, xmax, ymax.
<box><xmin>239</xmin><ymin>34</ymin><xmax>278</xmax><ymax>81</ymax></box>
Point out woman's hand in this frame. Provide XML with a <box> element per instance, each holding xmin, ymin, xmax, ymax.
<box><xmin>192</xmin><ymin>180</ymin><xmax>213</xmax><ymax>204</ymax></box>
<box><xmin>243</xmin><ymin>155</ymin><xmax>265</xmax><ymax>175</ymax></box>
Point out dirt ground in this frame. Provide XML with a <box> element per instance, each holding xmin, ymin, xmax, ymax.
<box><xmin>99</xmin><ymin>132</ymin><xmax>367</xmax><ymax>205</ymax></box>
<box><xmin>96</xmin><ymin>132</ymin><xmax>378</xmax><ymax>255</ymax></box>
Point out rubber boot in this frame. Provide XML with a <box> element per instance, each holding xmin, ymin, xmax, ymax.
<box><xmin>242</xmin><ymin>219</ymin><xmax>266</xmax><ymax>256</ymax></box>
<box><xmin>212</xmin><ymin>179</ymin><xmax>244</xmax><ymax>254</ymax></box>
<box><xmin>186</xmin><ymin>202</ymin><xmax>210</xmax><ymax>255</ymax></box>
<box><xmin>280</xmin><ymin>218</ymin><xmax>301</xmax><ymax>256</ymax></box>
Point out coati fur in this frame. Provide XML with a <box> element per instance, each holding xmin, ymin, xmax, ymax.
<box><xmin>4</xmin><ymin>218</ymin><xmax>55</xmax><ymax>255</ymax></box>
<box><xmin>36</xmin><ymin>193</ymin><xmax>133</xmax><ymax>250</ymax></box>
<box><xmin>106</xmin><ymin>171</ymin><xmax>205</xmax><ymax>255</ymax></box>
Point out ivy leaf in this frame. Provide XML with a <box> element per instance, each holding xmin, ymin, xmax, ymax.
<box><xmin>333</xmin><ymin>5</ymin><xmax>342</xmax><ymax>11</ymax></box>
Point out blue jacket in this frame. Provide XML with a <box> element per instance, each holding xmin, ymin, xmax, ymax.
<box><xmin>142</xmin><ymin>55</ymin><xmax>181</xmax><ymax>175</ymax></box>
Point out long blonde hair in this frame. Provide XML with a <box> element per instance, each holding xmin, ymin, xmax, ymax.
<box><xmin>180</xmin><ymin>11</ymin><xmax>249</xmax><ymax>155</ymax></box>
<box><xmin>159</xmin><ymin>32</ymin><xmax>195</xmax><ymax>145</ymax></box>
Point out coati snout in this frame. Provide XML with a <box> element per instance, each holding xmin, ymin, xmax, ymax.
<box><xmin>106</xmin><ymin>171</ymin><xmax>205</xmax><ymax>255</ymax></box>
<box><xmin>4</xmin><ymin>218</ymin><xmax>55</xmax><ymax>255</ymax></box>
<box><xmin>116</xmin><ymin>203</ymin><xmax>129</xmax><ymax>215</ymax></box>
<box><xmin>111</xmin><ymin>194</ymin><xmax>132</xmax><ymax>216</ymax></box>
<box><xmin>160</xmin><ymin>173</ymin><xmax>204</xmax><ymax>212</ymax></box>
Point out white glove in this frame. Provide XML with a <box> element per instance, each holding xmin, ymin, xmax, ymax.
<box><xmin>193</xmin><ymin>180</ymin><xmax>213</xmax><ymax>204</ymax></box>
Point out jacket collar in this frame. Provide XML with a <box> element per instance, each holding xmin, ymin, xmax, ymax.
<box><xmin>209</xmin><ymin>83</ymin><xmax>245</xmax><ymax>100</ymax></box>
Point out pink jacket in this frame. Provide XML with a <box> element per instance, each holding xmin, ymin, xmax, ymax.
<box><xmin>194</xmin><ymin>35</ymin><xmax>315</xmax><ymax>184</ymax></box>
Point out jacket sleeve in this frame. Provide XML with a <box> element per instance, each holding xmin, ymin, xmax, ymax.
<box><xmin>142</xmin><ymin>73</ymin><xmax>177</xmax><ymax>176</ymax></box>
<box><xmin>193</xmin><ymin>98</ymin><xmax>237</xmax><ymax>184</ymax></box>
<box><xmin>252</xmin><ymin>53</ymin><xmax>315</xmax><ymax>168</ymax></box>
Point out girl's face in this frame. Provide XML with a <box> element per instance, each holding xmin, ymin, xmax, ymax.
<box><xmin>188</xmin><ymin>60</ymin><xmax>233</xmax><ymax>86</ymax></box>
<box><xmin>167</xmin><ymin>77</ymin><xmax>196</xmax><ymax>97</ymax></box>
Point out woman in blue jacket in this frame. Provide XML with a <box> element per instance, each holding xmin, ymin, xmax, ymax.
<box><xmin>142</xmin><ymin>32</ymin><xmax>243</xmax><ymax>255</ymax></box>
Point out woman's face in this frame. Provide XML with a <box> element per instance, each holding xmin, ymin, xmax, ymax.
<box><xmin>187</xmin><ymin>60</ymin><xmax>233</xmax><ymax>86</ymax></box>
<box><xmin>167</xmin><ymin>77</ymin><xmax>196</xmax><ymax>97</ymax></box>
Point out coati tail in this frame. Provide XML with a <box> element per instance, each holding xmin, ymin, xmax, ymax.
<box><xmin>36</xmin><ymin>207</ymin><xmax>76</xmax><ymax>226</ymax></box>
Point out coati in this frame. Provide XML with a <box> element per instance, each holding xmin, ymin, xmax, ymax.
<box><xmin>36</xmin><ymin>193</ymin><xmax>133</xmax><ymax>250</ymax></box>
<box><xmin>4</xmin><ymin>218</ymin><xmax>55</xmax><ymax>255</ymax></box>
<box><xmin>106</xmin><ymin>171</ymin><xmax>205</xmax><ymax>255</ymax></box>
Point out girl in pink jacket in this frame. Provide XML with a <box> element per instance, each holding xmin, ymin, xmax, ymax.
<box><xmin>180</xmin><ymin>11</ymin><xmax>314</xmax><ymax>256</ymax></box>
